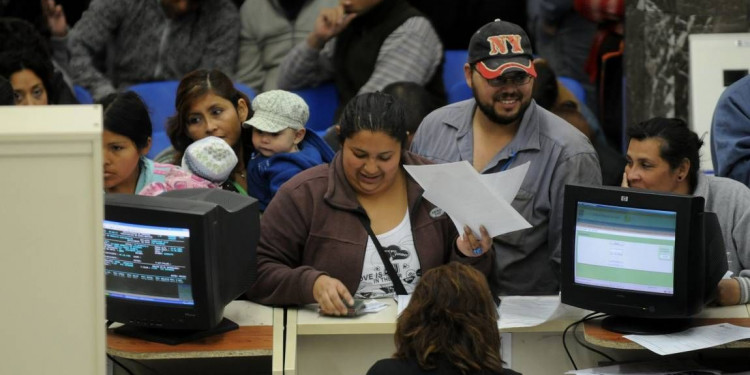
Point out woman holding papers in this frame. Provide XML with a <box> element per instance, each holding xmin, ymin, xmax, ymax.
<box><xmin>621</xmin><ymin>117</ymin><xmax>750</xmax><ymax>306</ymax></box>
<box><xmin>248</xmin><ymin>92</ymin><xmax>494</xmax><ymax>315</ymax></box>
<box><xmin>368</xmin><ymin>262</ymin><xmax>521</xmax><ymax>375</ymax></box>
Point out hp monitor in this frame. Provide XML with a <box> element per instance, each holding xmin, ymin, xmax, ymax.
<box><xmin>561</xmin><ymin>184</ymin><xmax>726</xmax><ymax>334</ymax></box>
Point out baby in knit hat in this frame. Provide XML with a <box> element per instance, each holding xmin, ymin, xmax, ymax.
<box><xmin>243</xmin><ymin>90</ymin><xmax>334</xmax><ymax>210</ymax></box>
<box><xmin>181</xmin><ymin>136</ymin><xmax>238</xmax><ymax>184</ymax></box>
<box><xmin>138</xmin><ymin>136</ymin><xmax>235</xmax><ymax>196</ymax></box>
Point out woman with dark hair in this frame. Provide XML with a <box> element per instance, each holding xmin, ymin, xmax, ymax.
<box><xmin>0</xmin><ymin>49</ymin><xmax>53</xmax><ymax>105</ymax></box>
<box><xmin>166</xmin><ymin>69</ymin><xmax>254</xmax><ymax>195</ymax></box>
<box><xmin>248</xmin><ymin>91</ymin><xmax>494</xmax><ymax>315</ymax></box>
<box><xmin>0</xmin><ymin>17</ymin><xmax>77</xmax><ymax>105</ymax></box>
<box><xmin>368</xmin><ymin>262</ymin><xmax>520</xmax><ymax>375</ymax></box>
<box><xmin>622</xmin><ymin>117</ymin><xmax>750</xmax><ymax>306</ymax></box>
<box><xmin>102</xmin><ymin>91</ymin><xmax>215</xmax><ymax>195</ymax></box>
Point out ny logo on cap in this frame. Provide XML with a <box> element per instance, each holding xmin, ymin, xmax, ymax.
<box><xmin>487</xmin><ymin>35</ymin><xmax>524</xmax><ymax>56</ymax></box>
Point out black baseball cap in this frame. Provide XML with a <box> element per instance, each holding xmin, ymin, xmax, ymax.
<box><xmin>468</xmin><ymin>19</ymin><xmax>536</xmax><ymax>79</ymax></box>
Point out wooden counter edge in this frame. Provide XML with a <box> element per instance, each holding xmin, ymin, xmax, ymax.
<box><xmin>107</xmin><ymin>325</ymin><xmax>273</xmax><ymax>360</ymax></box>
<box><xmin>583</xmin><ymin>317</ymin><xmax>750</xmax><ymax>350</ymax></box>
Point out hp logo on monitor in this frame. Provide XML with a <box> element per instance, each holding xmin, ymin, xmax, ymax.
<box><xmin>621</xmin><ymin>196</ymin><xmax>629</xmax><ymax>202</ymax></box>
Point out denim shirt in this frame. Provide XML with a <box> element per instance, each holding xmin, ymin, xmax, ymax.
<box><xmin>411</xmin><ymin>99</ymin><xmax>602</xmax><ymax>295</ymax></box>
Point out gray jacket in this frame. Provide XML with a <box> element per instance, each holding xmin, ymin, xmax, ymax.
<box><xmin>694</xmin><ymin>174</ymin><xmax>750</xmax><ymax>304</ymax></box>
<box><xmin>68</xmin><ymin>0</ymin><xmax>239</xmax><ymax>100</ymax></box>
<box><xmin>236</xmin><ymin>0</ymin><xmax>338</xmax><ymax>92</ymax></box>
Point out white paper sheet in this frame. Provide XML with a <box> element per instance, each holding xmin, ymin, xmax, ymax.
<box><xmin>404</xmin><ymin>161</ymin><xmax>531</xmax><ymax>238</ymax></box>
<box><xmin>565</xmin><ymin>358</ymin><xmax>720</xmax><ymax>374</ymax></box>
<box><xmin>362</xmin><ymin>299</ymin><xmax>388</xmax><ymax>313</ymax></box>
<box><xmin>396</xmin><ymin>295</ymin><xmax>411</xmax><ymax>316</ymax></box>
<box><xmin>478</xmin><ymin>159</ymin><xmax>530</xmax><ymax>204</ymax></box>
<box><xmin>497</xmin><ymin>295</ymin><xmax>585</xmax><ymax>329</ymax></box>
<box><xmin>312</xmin><ymin>299</ymin><xmax>388</xmax><ymax>315</ymax></box>
<box><xmin>624</xmin><ymin>323</ymin><xmax>750</xmax><ymax>355</ymax></box>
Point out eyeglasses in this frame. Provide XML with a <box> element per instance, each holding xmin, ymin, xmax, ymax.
<box><xmin>475</xmin><ymin>69</ymin><xmax>532</xmax><ymax>87</ymax></box>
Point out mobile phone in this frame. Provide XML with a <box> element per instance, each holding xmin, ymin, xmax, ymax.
<box><xmin>319</xmin><ymin>298</ymin><xmax>366</xmax><ymax>317</ymax></box>
<box><xmin>345</xmin><ymin>299</ymin><xmax>365</xmax><ymax>317</ymax></box>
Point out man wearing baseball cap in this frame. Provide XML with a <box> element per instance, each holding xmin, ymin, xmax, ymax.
<box><xmin>411</xmin><ymin>19</ymin><xmax>601</xmax><ymax>296</ymax></box>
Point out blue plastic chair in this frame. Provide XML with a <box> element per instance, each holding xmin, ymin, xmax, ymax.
<box><xmin>558</xmin><ymin>76</ymin><xmax>586</xmax><ymax>104</ymax></box>
<box><xmin>442</xmin><ymin>50</ymin><xmax>469</xmax><ymax>103</ymax></box>
<box><xmin>73</xmin><ymin>85</ymin><xmax>94</xmax><ymax>104</ymax></box>
<box><xmin>447</xmin><ymin>81</ymin><xmax>472</xmax><ymax>103</ymax></box>
<box><xmin>234</xmin><ymin>82</ymin><xmax>256</xmax><ymax>102</ymax></box>
<box><xmin>128</xmin><ymin>81</ymin><xmax>180</xmax><ymax>159</ymax></box>
<box><xmin>291</xmin><ymin>82</ymin><xmax>340</xmax><ymax>132</ymax></box>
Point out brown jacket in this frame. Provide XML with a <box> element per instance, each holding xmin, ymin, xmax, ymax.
<box><xmin>248</xmin><ymin>151</ymin><xmax>493</xmax><ymax>305</ymax></box>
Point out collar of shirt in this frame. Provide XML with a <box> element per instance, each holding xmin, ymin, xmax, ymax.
<box><xmin>444</xmin><ymin>99</ymin><xmax>542</xmax><ymax>172</ymax></box>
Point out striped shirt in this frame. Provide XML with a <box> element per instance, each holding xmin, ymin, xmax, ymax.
<box><xmin>277</xmin><ymin>16</ymin><xmax>442</xmax><ymax>94</ymax></box>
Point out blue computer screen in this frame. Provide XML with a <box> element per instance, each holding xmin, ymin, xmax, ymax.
<box><xmin>104</xmin><ymin>220</ymin><xmax>194</xmax><ymax>306</ymax></box>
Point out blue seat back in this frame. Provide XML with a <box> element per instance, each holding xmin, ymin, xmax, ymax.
<box><xmin>442</xmin><ymin>50</ymin><xmax>469</xmax><ymax>103</ymax></box>
<box><xmin>447</xmin><ymin>82</ymin><xmax>472</xmax><ymax>103</ymax></box>
<box><xmin>128</xmin><ymin>81</ymin><xmax>180</xmax><ymax>159</ymax></box>
<box><xmin>73</xmin><ymin>85</ymin><xmax>94</xmax><ymax>104</ymax></box>
<box><xmin>234</xmin><ymin>82</ymin><xmax>256</xmax><ymax>103</ymax></box>
<box><xmin>128</xmin><ymin>81</ymin><xmax>256</xmax><ymax>159</ymax></box>
<box><xmin>558</xmin><ymin>76</ymin><xmax>586</xmax><ymax>104</ymax></box>
<box><xmin>291</xmin><ymin>83</ymin><xmax>339</xmax><ymax>132</ymax></box>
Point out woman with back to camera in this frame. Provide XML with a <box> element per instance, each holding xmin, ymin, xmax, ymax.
<box><xmin>368</xmin><ymin>262</ymin><xmax>521</xmax><ymax>375</ymax></box>
<box><xmin>622</xmin><ymin>117</ymin><xmax>750</xmax><ymax>305</ymax></box>
<box><xmin>167</xmin><ymin>69</ymin><xmax>254</xmax><ymax>195</ymax></box>
<box><xmin>102</xmin><ymin>91</ymin><xmax>216</xmax><ymax>195</ymax></box>
<box><xmin>248</xmin><ymin>92</ymin><xmax>494</xmax><ymax>315</ymax></box>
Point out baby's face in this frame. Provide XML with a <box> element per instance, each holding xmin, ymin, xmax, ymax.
<box><xmin>252</xmin><ymin>128</ymin><xmax>305</xmax><ymax>157</ymax></box>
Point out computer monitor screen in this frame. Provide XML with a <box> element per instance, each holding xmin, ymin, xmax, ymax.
<box><xmin>104</xmin><ymin>189</ymin><xmax>259</xmax><ymax>344</ymax></box>
<box><xmin>104</xmin><ymin>221</ymin><xmax>194</xmax><ymax>306</ymax></box>
<box><xmin>573</xmin><ymin>203</ymin><xmax>676</xmax><ymax>295</ymax></box>
<box><xmin>561</xmin><ymin>184</ymin><xmax>727</xmax><ymax>334</ymax></box>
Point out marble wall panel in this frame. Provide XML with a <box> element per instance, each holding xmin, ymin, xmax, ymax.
<box><xmin>625</xmin><ymin>0</ymin><xmax>748</xmax><ymax>127</ymax></box>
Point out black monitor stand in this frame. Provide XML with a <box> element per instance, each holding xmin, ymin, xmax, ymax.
<box><xmin>113</xmin><ymin>318</ymin><xmax>239</xmax><ymax>345</ymax></box>
<box><xmin>601</xmin><ymin>315</ymin><xmax>691</xmax><ymax>335</ymax></box>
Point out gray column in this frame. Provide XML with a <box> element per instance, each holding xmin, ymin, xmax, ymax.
<box><xmin>624</xmin><ymin>0</ymin><xmax>748</xmax><ymax>125</ymax></box>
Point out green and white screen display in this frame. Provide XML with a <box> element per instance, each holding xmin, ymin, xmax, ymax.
<box><xmin>574</xmin><ymin>202</ymin><xmax>677</xmax><ymax>295</ymax></box>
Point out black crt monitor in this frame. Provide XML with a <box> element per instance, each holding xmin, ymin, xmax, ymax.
<box><xmin>561</xmin><ymin>184</ymin><xmax>727</xmax><ymax>334</ymax></box>
<box><xmin>104</xmin><ymin>189</ymin><xmax>259</xmax><ymax>344</ymax></box>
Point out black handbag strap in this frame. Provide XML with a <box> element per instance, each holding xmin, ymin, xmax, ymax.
<box><xmin>356</xmin><ymin>214</ymin><xmax>408</xmax><ymax>295</ymax></box>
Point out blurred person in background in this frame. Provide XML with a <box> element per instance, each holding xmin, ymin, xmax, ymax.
<box><xmin>0</xmin><ymin>17</ymin><xmax>77</xmax><ymax>104</ymax></box>
<box><xmin>277</xmin><ymin>0</ymin><xmax>445</xmax><ymax>111</ymax></box>
<box><xmin>66</xmin><ymin>0</ymin><xmax>239</xmax><ymax>100</ymax></box>
<box><xmin>236</xmin><ymin>0</ymin><xmax>338</xmax><ymax>92</ymax></box>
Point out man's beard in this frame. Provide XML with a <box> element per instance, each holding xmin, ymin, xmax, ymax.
<box><xmin>473</xmin><ymin>88</ymin><xmax>531</xmax><ymax>126</ymax></box>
